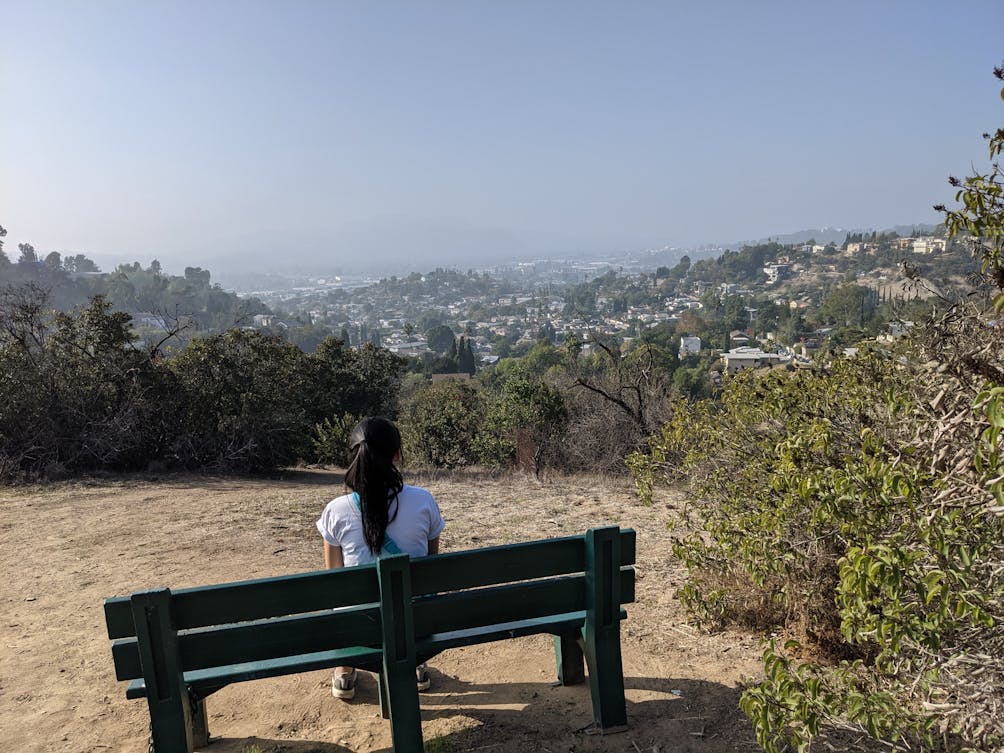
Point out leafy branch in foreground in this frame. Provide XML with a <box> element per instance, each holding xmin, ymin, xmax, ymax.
<box><xmin>934</xmin><ymin>64</ymin><xmax>1004</xmax><ymax>301</ymax></box>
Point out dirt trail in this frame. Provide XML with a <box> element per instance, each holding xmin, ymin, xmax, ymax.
<box><xmin>0</xmin><ymin>469</ymin><xmax>764</xmax><ymax>753</ymax></box>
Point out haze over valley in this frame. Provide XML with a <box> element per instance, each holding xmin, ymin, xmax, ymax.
<box><xmin>2</xmin><ymin>3</ymin><xmax>1000</xmax><ymax>280</ymax></box>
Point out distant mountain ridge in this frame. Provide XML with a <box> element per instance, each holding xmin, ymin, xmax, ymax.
<box><xmin>741</xmin><ymin>223</ymin><xmax>938</xmax><ymax>247</ymax></box>
<box><xmin>36</xmin><ymin>222</ymin><xmax>942</xmax><ymax>279</ymax></box>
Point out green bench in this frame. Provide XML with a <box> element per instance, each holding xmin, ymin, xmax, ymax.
<box><xmin>104</xmin><ymin>525</ymin><xmax>636</xmax><ymax>752</ymax></box>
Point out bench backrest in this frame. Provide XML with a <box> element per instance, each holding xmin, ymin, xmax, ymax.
<box><xmin>409</xmin><ymin>527</ymin><xmax>635</xmax><ymax>636</ymax></box>
<box><xmin>105</xmin><ymin>527</ymin><xmax>635</xmax><ymax>684</ymax></box>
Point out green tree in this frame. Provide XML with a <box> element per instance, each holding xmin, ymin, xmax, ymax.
<box><xmin>722</xmin><ymin>294</ymin><xmax>749</xmax><ymax>333</ymax></box>
<box><xmin>475</xmin><ymin>361</ymin><xmax>567</xmax><ymax>478</ymax></box>
<box><xmin>183</xmin><ymin>266</ymin><xmax>211</xmax><ymax>286</ymax></box>
<box><xmin>63</xmin><ymin>253</ymin><xmax>99</xmax><ymax>273</ymax></box>
<box><xmin>399</xmin><ymin>379</ymin><xmax>483</xmax><ymax>468</ymax></box>
<box><xmin>0</xmin><ymin>287</ymin><xmax>174</xmax><ymax>477</ymax></box>
<box><xmin>817</xmin><ymin>284</ymin><xmax>877</xmax><ymax>328</ymax></box>
<box><xmin>670</xmin><ymin>255</ymin><xmax>691</xmax><ymax>279</ymax></box>
<box><xmin>425</xmin><ymin>324</ymin><xmax>456</xmax><ymax>354</ymax></box>
<box><xmin>457</xmin><ymin>336</ymin><xmax>477</xmax><ymax>375</ymax></box>
<box><xmin>17</xmin><ymin>243</ymin><xmax>37</xmax><ymax>265</ymax></box>
<box><xmin>428</xmin><ymin>355</ymin><xmax>459</xmax><ymax>374</ymax></box>
<box><xmin>170</xmin><ymin>329</ymin><xmax>313</xmax><ymax>471</ymax></box>
<box><xmin>310</xmin><ymin>338</ymin><xmax>407</xmax><ymax>425</ymax></box>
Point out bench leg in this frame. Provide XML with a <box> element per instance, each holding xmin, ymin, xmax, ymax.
<box><xmin>377</xmin><ymin>671</ymin><xmax>390</xmax><ymax>720</ymax></box>
<box><xmin>378</xmin><ymin>555</ymin><xmax>424</xmax><ymax>753</ymax></box>
<box><xmin>146</xmin><ymin>693</ymin><xmax>194</xmax><ymax>752</ymax></box>
<box><xmin>190</xmin><ymin>696</ymin><xmax>209</xmax><ymax>748</ymax></box>
<box><xmin>553</xmin><ymin>632</ymin><xmax>585</xmax><ymax>685</ymax></box>
<box><xmin>131</xmin><ymin>589</ymin><xmax>196</xmax><ymax>752</ymax></box>
<box><xmin>582</xmin><ymin>627</ymin><xmax>627</xmax><ymax>730</ymax></box>
<box><xmin>583</xmin><ymin>527</ymin><xmax>628</xmax><ymax>731</ymax></box>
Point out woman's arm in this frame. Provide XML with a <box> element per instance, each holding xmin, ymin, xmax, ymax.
<box><xmin>427</xmin><ymin>536</ymin><xmax>440</xmax><ymax>556</ymax></box>
<box><xmin>324</xmin><ymin>541</ymin><xmax>345</xmax><ymax>569</ymax></box>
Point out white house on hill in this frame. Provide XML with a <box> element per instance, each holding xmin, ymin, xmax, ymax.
<box><xmin>679</xmin><ymin>336</ymin><xmax>701</xmax><ymax>358</ymax></box>
<box><xmin>721</xmin><ymin>346</ymin><xmax>786</xmax><ymax>374</ymax></box>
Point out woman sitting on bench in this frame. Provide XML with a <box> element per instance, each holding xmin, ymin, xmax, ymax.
<box><xmin>316</xmin><ymin>416</ymin><xmax>446</xmax><ymax>700</ymax></box>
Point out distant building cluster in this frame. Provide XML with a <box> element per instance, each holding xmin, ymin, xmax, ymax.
<box><xmin>845</xmin><ymin>236</ymin><xmax>946</xmax><ymax>255</ymax></box>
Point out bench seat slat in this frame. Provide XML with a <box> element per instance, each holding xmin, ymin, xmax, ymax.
<box><xmin>415</xmin><ymin>607</ymin><xmax>628</xmax><ymax>658</ymax></box>
<box><xmin>124</xmin><ymin>645</ymin><xmax>384</xmax><ymax>699</ymax></box>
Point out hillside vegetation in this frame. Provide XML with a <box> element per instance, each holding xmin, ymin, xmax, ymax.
<box><xmin>628</xmin><ymin>66</ymin><xmax>1004</xmax><ymax>752</ymax></box>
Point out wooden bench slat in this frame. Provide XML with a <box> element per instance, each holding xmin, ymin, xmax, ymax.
<box><xmin>416</xmin><ymin>606</ymin><xmax>628</xmax><ymax>658</ymax></box>
<box><xmin>410</xmin><ymin>537</ymin><xmax>581</xmax><ymax>595</ymax></box>
<box><xmin>112</xmin><ymin>604</ymin><xmax>382</xmax><ymax>680</ymax></box>
<box><xmin>180</xmin><ymin>604</ymin><xmax>383</xmax><ymax>673</ymax></box>
<box><xmin>412</xmin><ymin>567</ymin><xmax>634</xmax><ymax>636</ymax></box>
<box><xmin>124</xmin><ymin>645</ymin><xmax>384</xmax><ymax>700</ymax></box>
<box><xmin>410</xmin><ymin>530</ymin><xmax>635</xmax><ymax>596</ymax></box>
<box><xmin>105</xmin><ymin>565</ymin><xmax>380</xmax><ymax>639</ymax></box>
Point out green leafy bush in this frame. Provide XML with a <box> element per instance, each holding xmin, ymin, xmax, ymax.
<box><xmin>399</xmin><ymin>379</ymin><xmax>484</xmax><ymax>469</ymax></box>
<box><xmin>0</xmin><ymin>287</ymin><xmax>414</xmax><ymax>479</ymax></box>
<box><xmin>630</xmin><ymin>342</ymin><xmax>1004</xmax><ymax>752</ymax></box>
<box><xmin>309</xmin><ymin>338</ymin><xmax>407</xmax><ymax>423</ymax></box>
<box><xmin>168</xmin><ymin>329</ymin><xmax>314</xmax><ymax>472</ymax></box>
<box><xmin>0</xmin><ymin>288</ymin><xmax>175</xmax><ymax>477</ymax></box>
<box><xmin>311</xmin><ymin>412</ymin><xmax>359</xmax><ymax>467</ymax></box>
<box><xmin>474</xmin><ymin>361</ymin><xmax>567</xmax><ymax>477</ymax></box>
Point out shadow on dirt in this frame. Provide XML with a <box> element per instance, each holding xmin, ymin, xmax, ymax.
<box><xmin>410</xmin><ymin>672</ymin><xmax>757</xmax><ymax>752</ymax></box>
<box><xmin>198</xmin><ymin>672</ymin><xmax>758</xmax><ymax>753</ymax></box>
<box><xmin>200</xmin><ymin>737</ymin><xmax>349</xmax><ymax>753</ymax></box>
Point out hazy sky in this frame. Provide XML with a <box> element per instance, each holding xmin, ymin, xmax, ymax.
<box><xmin>2</xmin><ymin>1</ymin><xmax>1002</xmax><ymax>274</ymax></box>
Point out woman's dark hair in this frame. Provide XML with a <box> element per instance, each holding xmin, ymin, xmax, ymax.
<box><xmin>345</xmin><ymin>417</ymin><xmax>404</xmax><ymax>554</ymax></box>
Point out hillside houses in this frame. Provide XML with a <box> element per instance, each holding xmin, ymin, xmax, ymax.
<box><xmin>235</xmin><ymin>232</ymin><xmax>973</xmax><ymax>373</ymax></box>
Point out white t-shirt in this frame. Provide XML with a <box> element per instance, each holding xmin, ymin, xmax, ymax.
<box><xmin>316</xmin><ymin>484</ymin><xmax>446</xmax><ymax>567</ymax></box>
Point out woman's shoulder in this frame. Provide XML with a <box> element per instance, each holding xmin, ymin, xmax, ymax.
<box><xmin>321</xmin><ymin>492</ymin><xmax>357</xmax><ymax>516</ymax></box>
<box><xmin>400</xmin><ymin>485</ymin><xmax>436</xmax><ymax>504</ymax></box>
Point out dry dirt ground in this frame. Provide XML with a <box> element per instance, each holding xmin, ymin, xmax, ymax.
<box><xmin>1</xmin><ymin>469</ymin><xmax>766</xmax><ymax>753</ymax></box>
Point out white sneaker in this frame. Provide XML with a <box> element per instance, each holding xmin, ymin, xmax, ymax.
<box><xmin>416</xmin><ymin>664</ymin><xmax>431</xmax><ymax>692</ymax></box>
<box><xmin>332</xmin><ymin>669</ymin><xmax>357</xmax><ymax>700</ymax></box>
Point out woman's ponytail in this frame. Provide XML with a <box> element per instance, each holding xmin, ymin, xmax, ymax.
<box><xmin>344</xmin><ymin>417</ymin><xmax>404</xmax><ymax>554</ymax></box>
